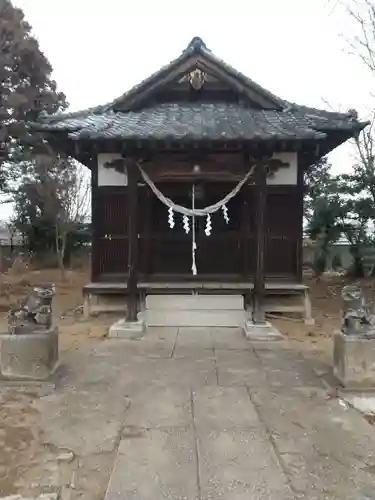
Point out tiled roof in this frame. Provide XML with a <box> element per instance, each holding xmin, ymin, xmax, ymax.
<box><xmin>32</xmin><ymin>102</ymin><xmax>365</xmax><ymax>142</ymax></box>
<box><xmin>30</xmin><ymin>37</ymin><xmax>368</xmax><ymax>143</ymax></box>
<box><xmin>34</xmin><ymin>103</ymin><xmax>331</xmax><ymax>141</ymax></box>
<box><xmin>107</xmin><ymin>36</ymin><xmax>285</xmax><ymax>112</ymax></box>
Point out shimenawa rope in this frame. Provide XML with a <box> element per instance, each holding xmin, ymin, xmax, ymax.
<box><xmin>137</xmin><ymin>163</ymin><xmax>255</xmax><ymax>216</ymax></box>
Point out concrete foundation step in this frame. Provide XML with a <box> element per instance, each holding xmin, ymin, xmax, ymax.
<box><xmin>145</xmin><ymin>294</ymin><xmax>244</xmax><ymax>310</ymax></box>
<box><xmin>144</xmin><ymin>294</ymin><xmax>245</xmax><ymax>327</ymax></box>
<box><xmin>144</xmin><ymin>309</ymin><xmax>246</xmax><ymax>327</ymax></box>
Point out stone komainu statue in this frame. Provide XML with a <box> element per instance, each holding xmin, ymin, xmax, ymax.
<box><xmin>341</xmin><ymin>285</ymin><xmax>375</xmax><ymax>337</ymax></box>
<box><xmin>8</xmin><ymin>283</ymin><xmax>56</xmax><ymax>335</ymax></box>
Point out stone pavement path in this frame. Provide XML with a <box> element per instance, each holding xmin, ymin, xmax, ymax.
<box><xmin>30</xmin><ymin>327</ymin><xmax>375</xmax><ymax>500</ymax></box>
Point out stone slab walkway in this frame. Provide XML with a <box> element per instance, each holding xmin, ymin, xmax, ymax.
<box><xmin>102</xmin><ymin>327</ymin><xmax>375</xmax><ymax>500</ymax></box>
<box><xmin>29</xmin><ymin>327</ymin><xmax>375</xmax><ymax>499</ymax></box>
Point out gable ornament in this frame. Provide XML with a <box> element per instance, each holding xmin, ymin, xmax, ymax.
<box><xmin>188</xmin><ymin>68</ymin><xmax>206</xmax><ymax>90</ymax></box>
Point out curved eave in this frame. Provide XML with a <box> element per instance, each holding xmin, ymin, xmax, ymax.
<box><xmin>28</xmin><ymin>120</ymin><xmax>367</xmax><ymax>145</ymax></box>
<box><xmin>27</xmin><ymin>110</ymin><xmax>370</xmax><ymax>172</ymax></box>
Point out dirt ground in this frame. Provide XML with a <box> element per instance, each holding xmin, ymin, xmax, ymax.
<box><xmin>274</xmin><ymin>275</ymin><xmax>375</xmax><ymax>364</ymax></box>
<box><xmin>0</xmin><ymin>267</ymin><xmax>372</xmax><ymax>497</ymax></box>
<box><xmin>0</xmin><ymin>267</ymin><xmax>115</xmax><ymax>497</ymax></box>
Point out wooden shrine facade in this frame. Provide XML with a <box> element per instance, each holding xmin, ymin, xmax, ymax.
<box><xmin>30</xmin><ymin>36</ymin><xmax>368</xmax><ymax>322</ymax></box>
<box><xmin>92</xmin><ymin>151</ymin><xmax>303</xmax><ymax>283</ymax></box>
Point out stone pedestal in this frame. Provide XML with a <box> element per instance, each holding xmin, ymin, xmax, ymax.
<box><xmin>334</xmin><ymin>331</ymin><xmax>375</xmax><ymax>389</ymax></box>
<box><xmin>0</xmin><ymin>327</ymin><xmax>59</xmax><ymax>381</ymax></box>
<box><xmin>108</xmin><ymin>318</ymin><xmax>145</xmax><ymax>339</ymax></box>
<box><xmin>243</xmin><ymin>320</ymin><xmax>283</xmax><ymax>341</ymax></box>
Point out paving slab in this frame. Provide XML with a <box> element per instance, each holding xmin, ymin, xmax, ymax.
<box><xmin>172</xmin><ymin>344</ymin><xmax>215</xmax><ymax>359</ymax></box>
<box><xmin>167</xmin><ymin>357</ymin><xmax>218</xmax><ymax>387</ymax></box>
<box><xmin>34</xmin><ymin>386</ymin><xmax>130</xmax><ymax>457</ymax></box>
<box><xmin>143</xmin><ymin>326</ymin><xmax>179</xmax><ymax>345</ymax></box>
<box><xmin>193</xmin><ymin>386</ymin><xmax>260</xmax><ymax>429</ymax></box>
<box><xmin>249</xmin><ymin>385</ymin><xmax>375</xmax><ymax>498</ymax></box>
<box><xmin>280</xmin><ymin>450</ymin><xmax>375</xmax><ymax>500</ymax></box>
<box><xmin>116</xmin><ymin>356</ymin><xmax>218</xmax><ymax>392</ymax></box>
<box><xmin>75</xmin><ymin>453</ymin><xmax>115</xmax><ymax>500</ymax></box>
<box><xmin>114</xmin><ymin>356</ymin><xmax>218</xmax><ymax>394</ymax></box>
<box><xmin>254</xmin><ymin>347</ymin><xmax>307</xmax><ymax>364</ymax></box>
<box><xmin>104</xmin><ymin>427</ymin><xmax>198</xmax><ymax>500</ymax></box>
<box><xmin>250</xmin><ymin>339</ymin><xmax>293</xmax><ymax>350</ymax></box>
<box><xmin>215</xmin><ymin>349</ymin><xmax>268</xmax><ymax>387</ymax></box>
<box><xmin>254</xmin><ymin>347</ymin><xmax>325</xmax><ymax>389</ymax></box>
<box><xmin>265</xmin><ymin>365</ymin><xmax>325</xmax><ymax>389</ymax></box>
<box><xmin>210</xmin><ymin>327</ymin><xmax>252</xmax><ymax>350</ymax></box>
<box><xmin>105</xmin><ymin>326</ymin><xmax>178</xmax><ymax>358</ymax></box>
<box><xmin>124</xmin><ymin>385</ymin><xmax>192</xmax><ymax>428</ymax></box>
<box><xmin>197</xmin><ymin>427</ymin><xmax>294</xmax><ymax>500</ymax></box>
<box><xmin>176</xmin><ymin>327</ymin><xmax>213</xmax><ymax>349</ymax></box>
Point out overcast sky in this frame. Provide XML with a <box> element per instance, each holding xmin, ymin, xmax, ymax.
<box><xmin>2</xmin><ymin>0</ymin><xmax>374</xmax><ymax>219</ymax></box>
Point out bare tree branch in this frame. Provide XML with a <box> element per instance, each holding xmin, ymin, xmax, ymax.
<box><xmin>346</xmin><ymin>0</ymin><xmax>375</xmax><ymax>74</ymax></box>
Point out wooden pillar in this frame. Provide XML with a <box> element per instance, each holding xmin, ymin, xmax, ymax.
<box><xmin>241</xmin><ymin>186</ymin><xmax>251</xmax><ymax>309</ymax></box>
<box><xmin>252</xmin><ymin>160</ymin><xmax>267</xmax><ymax>324</ymax></box>
<box><xmin>296</xmin><ymin>155</ymin><xmax>306</xmax><ymax>281</ymax></box>
<box><xmin>85</xmin><ymin>154</ymin><xmax>99</xmax><ymax>281</ymax></box>
<box><xmin>126</xmin><ymin>160</ymin><xmax>139</xmax><ymax>322</ymax></box>
<box><xmin>242</xmin><ymin>186</ymin><xmax>250</xmax><ymax>279</ymax></box>
<box><xmin>141</xmin><ymin>187</ymin><xmax>152</xmax><ymax>278</ymax></box>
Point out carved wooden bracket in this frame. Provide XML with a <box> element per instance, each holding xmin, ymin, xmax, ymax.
<box><xmin>248</xmin><ymin>154</ymin><xmax>290</xmax><ymax>179</ymax></box>
<box><xmin>104</xmin><ymin>157</ymin><xmax>138</xmax><ymax>173</ymax></box>
<box><xmin>103</xmin><ymin>158</ymin><xmax>126</xmax><ymax>173</ymax></box>
<box><xmin>104</xmin><ymin>155</ymin><xmax>289</xmax><ymax>181</ymax></box>
<box><xmin>266</xmin><ymin>158</ymin><xmax>290</xmax><ymax>178</ymax></box>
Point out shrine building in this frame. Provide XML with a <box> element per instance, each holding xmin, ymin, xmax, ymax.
<box><xmin>29</xmin><ymin>37</ymin><xmax>367</xmax><ymax>329</ymax></box>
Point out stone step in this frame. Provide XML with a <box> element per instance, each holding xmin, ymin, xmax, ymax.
<box><xmin>145</xmin><ymin>294</ymin><xmax>244</xmax><ymax>311</ymax></box>
<box><xmin>143</xmin><ymin>309</ymin><xmax>246</xmax><ymax>327</ymax></box>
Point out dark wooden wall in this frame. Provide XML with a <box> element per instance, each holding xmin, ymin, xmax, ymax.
<box><xmin>91</xmin><ymin>154</ymin><xmax>303</xmax><ymax>282</ymax></box>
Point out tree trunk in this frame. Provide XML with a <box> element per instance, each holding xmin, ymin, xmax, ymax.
<box><xmin>349</xmin><ymin>244</ymin><xmax>364</xmax><ymax>277</ymax></box>
<box><xmin>55</xmin><ymin>225</ymin><xmax>66</xmax><ymax>281</ymax></box>
<box><xmin>314</xmin><ymin>236</ymin><xmax>329</xmax><ymax>278</ymax></box>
